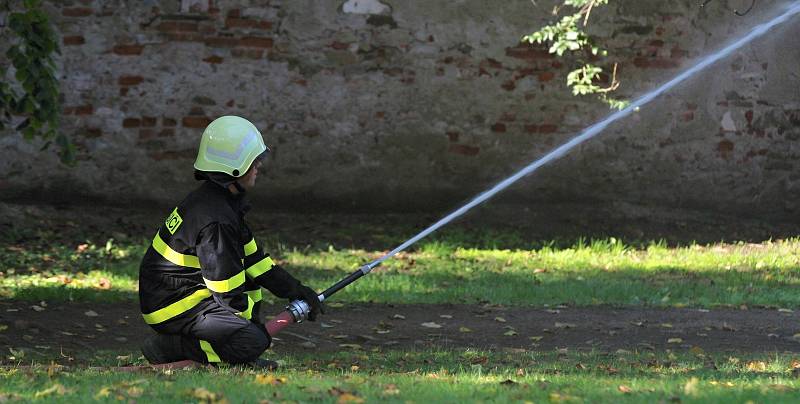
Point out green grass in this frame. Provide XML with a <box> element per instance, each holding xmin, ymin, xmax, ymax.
<box><xmin>3</xmin><ymin>349</ymin><xmax>800</xmax><ymax>402</ymax></box>
<box><xmin>3</xmin><ymin>232</ymin><xmax>800</xmax><ymax>308</ymax></box>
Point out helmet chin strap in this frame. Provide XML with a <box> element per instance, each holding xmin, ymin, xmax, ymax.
<box><xmin>231</xmin><ymin>181</ymin><xmax>246</xmax><ymax>194</ymax></box>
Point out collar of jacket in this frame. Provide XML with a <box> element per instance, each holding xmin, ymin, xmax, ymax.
<box><xmin>194</xmin><ymin>170</ymin><xmax>252</xmax><ymax>215</ymax></box>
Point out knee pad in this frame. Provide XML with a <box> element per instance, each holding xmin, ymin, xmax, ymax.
<box><xmin>220</xmin><ymin>324</ymin><xmax>271</xmax><ymax>364</ymax></box>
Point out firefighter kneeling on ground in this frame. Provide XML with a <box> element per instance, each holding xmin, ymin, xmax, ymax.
<box><xmin>138</xmin><ymin>115</ymin><xmax>324</xmax><ymax>368</ymax></box>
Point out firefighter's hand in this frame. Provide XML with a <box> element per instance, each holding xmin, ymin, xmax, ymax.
<box><xmin>292</xmin><ymin>284</ymin><xmax>325</xmax><ymax>321</ymax></box>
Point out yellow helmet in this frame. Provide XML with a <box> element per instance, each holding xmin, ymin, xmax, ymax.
<box><xmin>194</xmin><ymin>116</ymin><xmax>268</xmax><ymax>177</ymax></box>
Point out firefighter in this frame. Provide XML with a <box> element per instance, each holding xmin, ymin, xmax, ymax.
<box><xmin>138</xmin><ymin>115</ymin><xmax>323</xmax><ymax>368</ymax></box>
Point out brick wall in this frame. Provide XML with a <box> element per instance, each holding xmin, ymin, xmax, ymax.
<box><xmin>1</xmin><ymin>0</ymin><xmax>799</xmax><ymax>219</ymax></box>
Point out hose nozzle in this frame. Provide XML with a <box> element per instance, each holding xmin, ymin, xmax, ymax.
<box><xmin>286</xmin><ymin>299</ymin><xmax>311</xmax><ymax>323</ymax></box>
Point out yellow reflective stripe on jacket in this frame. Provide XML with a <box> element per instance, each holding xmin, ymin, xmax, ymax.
<box><xmin>238</xmin><ymin>295</ymin><xmax>256</xmax><ymax>320</ymax></box>
<box><xmin>245</xmin><ymin>256</ymin><xmax>275</xmax><ymax>279</ymax></box>
<box><xmin>152</xmin><ymin>232</ymin><xmax>200</xmax><ymax>268</ymax></box>
<box><xmin>244</xmin><ymin>238</ymin><xmax>257</xmax><ymax>256</ymax></box>
<box><xmin>245</xmin><ymin>288</ymin><xmax>262</xmax><ymax>303</ymax></box>
<box><xmin>199</xmin><ymin>340</ymin><xmax>221</xmax><ymax>363</ymax></box>
<box><xmin>142</xmin><ymin>289</ymin><xmax>212</xmax><ymax>324</ymax></box>
<box><xmin>203</xmin><ymin>271</ymin><xmax>246</xmax><ymax>293</ymax></box>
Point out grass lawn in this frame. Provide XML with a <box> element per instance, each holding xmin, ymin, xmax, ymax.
<box><xmin>3</xmin><ymin>231</ymin><xmax>800</xmax><ymax>308</ymax></box>
<box><xmin>3</xmin><ymin>350</ymin><xmax>800</xmax><ymax>402</ymax></box>
<box><xmin>2</xmin><ymin>224</ymin><xmax>800</xmax><ymax>402</ymax></box>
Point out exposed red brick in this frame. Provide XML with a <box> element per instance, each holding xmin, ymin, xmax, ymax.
<box><xmin>183</xmin><ymin>116</ymin><xmax>212</xmax><ymax>128</ymax></box>
<box><xmin>63</xmin><ymin>107</ymin><xmax>75</xmax><ymax>115</ymax></box>
<box><xmin>681</xmin><ymin>111</ymin><xmax>694</xmax><ymax>122</ymax></box>
<box><xmin>163</xmin><ymin>33</ymin><xmax>203</xmax><ymax>42</ymax></box>
<box><xmin>204</xmin><ymin>37</ymin><xmax>239</xmax><ymax>48</ymax></box>
<box><xmin>62</xmin><ymin>7</ymin><xmax>93</xmax><ymax>17</ymax></box>
<box><xmin>162</xmin><ymin>117</ymin><xmax>177</xmax><ymax>127</ymax></box>
<box><xmin>330</xmin><ymin>41</ymin><xmax>349</xmax><ymax>50</ymax></box>
<box><xmin>375</xmin><ymin>111</ymin><xmax>385</xmax><ymax>119</ymax></box>
<box><xmin>238</xmin><ymin>36</ymin><xmax>273</xmax><ymax>48</ymax></box>
<box><xmin>538</xmin><ymin>124</ymin><xmax>558</xmax><ymax>134</ymax></box>
<box><xmin>123</xmin><ymin>118</ymin><xmax>141</xmax><ymax>128</ymax></box>
<box><xmin>113</xmin><ymin>44</ymin><xmax>144</xmax><ymax>55</ymax></box>
<box><xmin>524</xmin><ymin>124</ymin><xmax>538</xmax><ymax>134</ymax></box>
<box><xmin>118</xmin><ymin>75</ymin><xmax>144</xmax><ymax>86</ymax></box>
<box><xmin>189</xmin><ymin>106</ymin><xmax>205</xmax><ymax>116</ymax></box>
<box><xmin>158</xmin><ymin>128</ymin><xmax>175</xmax><ymax>137</ymax></box>
<box><xmin>717</xmin><ymin>140</ymin><xmax>734</xmax><ymax>159</ymax></box>
<box><xmin>448</xmin><ymin>144</ymin><xmax>479</xmax><ymax>156</ymax></box>
<box><xmin>158</xmin><ymin>21</ymin><xmax>198</xmax><ymax>32</ymax></box>
<box><xmin>505</xmin><ymin>44</ymin><xmax>553</xmax><ymax>61</ymax></box>
<box><xmin>63</xmin><ymin>35</ymin><xmax>86</xmax><ymax>46</ymax></box>
<box><xmin>745</xmin><ymin>110</ymin><xmax>754</xmax><ymax>125</ymax></box>
<box><xmin>670</xmin><ymin>46</ymin><xmax>688</xmax><ymax>59</ymax></box>
<box><xmin>142</xmin><ymin>116</ymin><xmax>157</xmax><ymax>127</ymax></box>
<box><xmin>446</xmin><ymin>131</ymin><xmax>460</xmax><ymax>142</ymax></box>
<box><xmin>537</xmin><ymin>71</ymin><xmax>555</xmax><ymax>82</ymax></box>
<box><xmin>292</xmin><ymin>78</ymin><xmax>308</xmax><ymax>86</ymax></box>
<box><xmin>482</xmin><ymin>58</ymin><xmax>503</xmax><ymax>69</ymax></box>
<box><xmin>491</xmin><ymin>123</ymin><xmax>506</xmax><ymax>133</ymax></box>
<box><xmin>225</xmin><ymin>17</ymin><xmax>272</xmax><ymax>30</ymax></box>
<box><xmin>225</xmin><ymin>100</ymin><xmax>235</xmax><ymax>107</ymax></box>
<box><xmin>74</xmin><ymin>105</ymin><xmax>93</xmax><ymax>115</ymax></box>
<box><xmin>203</xmin><ymin>55</ymin><xmax>224</xmax><ymax>64</ymax></box>
<box><xmin>231</xmin><ymin>48</ymin><xmax>264</xmax><ymax>59</ymax></box>
<box><xmin>501</xmin><ymin>80</ymin><xmax>516</xmax><ymax>91</ymax></box>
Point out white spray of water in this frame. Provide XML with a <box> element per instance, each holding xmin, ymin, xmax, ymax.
<box><xmin>366</xmin><ymin>2</ymin><xmax>800</xmax><ymax>271</ymax></box>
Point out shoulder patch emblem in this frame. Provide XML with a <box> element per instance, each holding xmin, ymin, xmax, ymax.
<box><xmin>165</xmin><ymin>207</ymin><xmax>183</xmax><ymax>235</ymax></box>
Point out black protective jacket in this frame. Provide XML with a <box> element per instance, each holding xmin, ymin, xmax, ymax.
<box><xmin>139</xmin><ymin>179</ymin><xmax>301</xmax><ymax>333</ymax></box>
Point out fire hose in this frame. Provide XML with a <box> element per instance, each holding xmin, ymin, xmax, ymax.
<box><xmin>265</xmin><ymin>1</ymin><xmax>800</xmax><ymax>337</ymax></box>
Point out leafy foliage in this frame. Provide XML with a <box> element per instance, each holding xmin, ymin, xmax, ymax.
<box><xmin>1</xmin><ymin>0</ymin><xmax>73</xmax><ymax>163</ymax></box>
<box><xmin>523</xmin><ymin>0</ymin><xmax>629</xmax><ymax>110</ymax></box>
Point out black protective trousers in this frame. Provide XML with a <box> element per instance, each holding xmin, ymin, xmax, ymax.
<box><xmin>151</xmin><ymin>301</ymin><xmax>271</xmax><ymax>365</ymax></box>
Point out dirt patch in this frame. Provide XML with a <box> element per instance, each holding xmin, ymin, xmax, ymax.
<box><xmin>1</xmin><ymin>301</ymin><xmax>798</xmax><ymax>363</ymax></box>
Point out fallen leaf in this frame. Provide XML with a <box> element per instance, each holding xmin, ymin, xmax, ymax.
<box><xmin>375</xmin><ymin>330</ymin><xmax>391</xmax><ymax>334</ymax></box>
<box><xmin>554</xmin><ymin>322</ymin><xmax>575</xmax><ymax>329</ymax></box>
<box><xmin>84</xmin><ymin>310</ymin><xmax>98</xmax><ymax>317</ymax></box>
<box><xmin>768</xmin><ymin>384</ymin><xmax>794</xmax><ymax>392</ymax></box>
<box><xmin>533</xmin><ymin>268</ymin><xmax>547</xmax><ymax>273</ymax></box>
<box><xmin>392</xmin><ymin>314</ymin><xmax>405</xmax><ymax>320</ymax></box>
<box><xmin>684</xmin><ymin>377</ymin><xmax>699</xmax><ymax>396</ymax></box>
<box><xmin>503</xmin><ymin>330</ymin><xmax>518</xmax><ymax>336</ymax></box>
<box><xmin>668</xmin><ymin>338</ymin><xmax>683</xmax><ymax>344</ymax></box>
<box><xmin>459</xmin><ymin>327</ymin><xmax>472</xmax><ymax>333</ymax></box>
<box><xmin>94</xmin><ymin>387</ymin><xmax>111</xmax><ymax>399</ymax></box>
<box><xmin>421</xmin><ymin>322</ymin><xmax>442</xmax><ymax>329</ymax></box>
<box><xmin>332</xmin><ymin>335</ymin><xmax>349</xmax><ymax>339</ymax></box>
<box><xmin>31</xmin><ymin>305</ymin><xmax>45</xmax><ymax>312</ymax></box>
<box><xmin>382</xmin><ymin>384</ymin><xmax>400</xmax><ymax>396</ymax></box>
<box><xmin>34</xmin><ymin>384</ymin><xmax>69</xmax><ymax>398</ymax></box>
<box><xmin>746</xmin><ymin>361</ymin><xmax>767</xmax><ymax>372</ymax></box>
<box><xmin>779</xmin><ymin>308</ymin><xmax>794</xmax><ymax>313</ymax></box>
<box><xmin>327</xmin><ymin>302</ymin><xmax>344</xmax><ymax>308</ymax></box>
<box><xmin>127</xmin><ymin>387</ymin><xmax>143</xmax><ymax>398</ymax></box>
<box><xmin>494</xmin><ymin>317</ymin><xmax>507</xmax><ymax>323</ymax></box>
<box><xmin>530</xmin><ymin>336</ymin><xmax>543</xmax><ymax>342</ymax></box>
<box><xmin>320</xmin><ymin>322</ymin><xmax>336</xmax><ymax>328</ymax></box>
<box><xmin>339</xmin><ymin>344</ymin><xmax>362</xmax><ymax>350</ymax></box>
<box><xmin>97</xmin><ymin>278</ymin><xmax>112</xmax><ymax>290</ymax></box>
<box><xmin>660</xmin><ymin>323</ymin><xmax>673</xmax><ymax>328</ymax></box>
<box><xmin>255</xmin><ymin>374</ymin><xmax>287</xmax><ymax>385</ymax></box>
<box><xmin>439</xmin><ymin>314</ymin><xmax>453</xmax><ymax>319</ymax></box>
<box><xmin>690</xmin><ymin>346</ymin><xmax>705</xmax><ymax>355</ymax></box>
<box><xmin>0</xmin><ymin>325</ymin><xmax>7</xmax><ymax>332</ymax></box>
<box><xmin>190</xmin><ymin>387</ymin><xmax>227</xmax><ymax>403</ymax></box>
<box><xmin>618</xmin><ymin>385</ymin><xmax>633</xmax><ymax>394</ymax></box>
<box><xmin>300</xmin><ymin>341</ymin><xmax>317</xmax><ymax>349</ymax></box>
<box><xmin>337</xmin><ymin>393</ymin><xmax>365</xmax><ymax>404</ymax></box>
<box><xmin>722</xmin><ymin>322</ymin><xmax>738</xmax><ymax>331</ymax></box>
<box><xmin>615</xmin><ymin>349</ymin><xmax>631</xmax><ymax>355</ymax></box>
